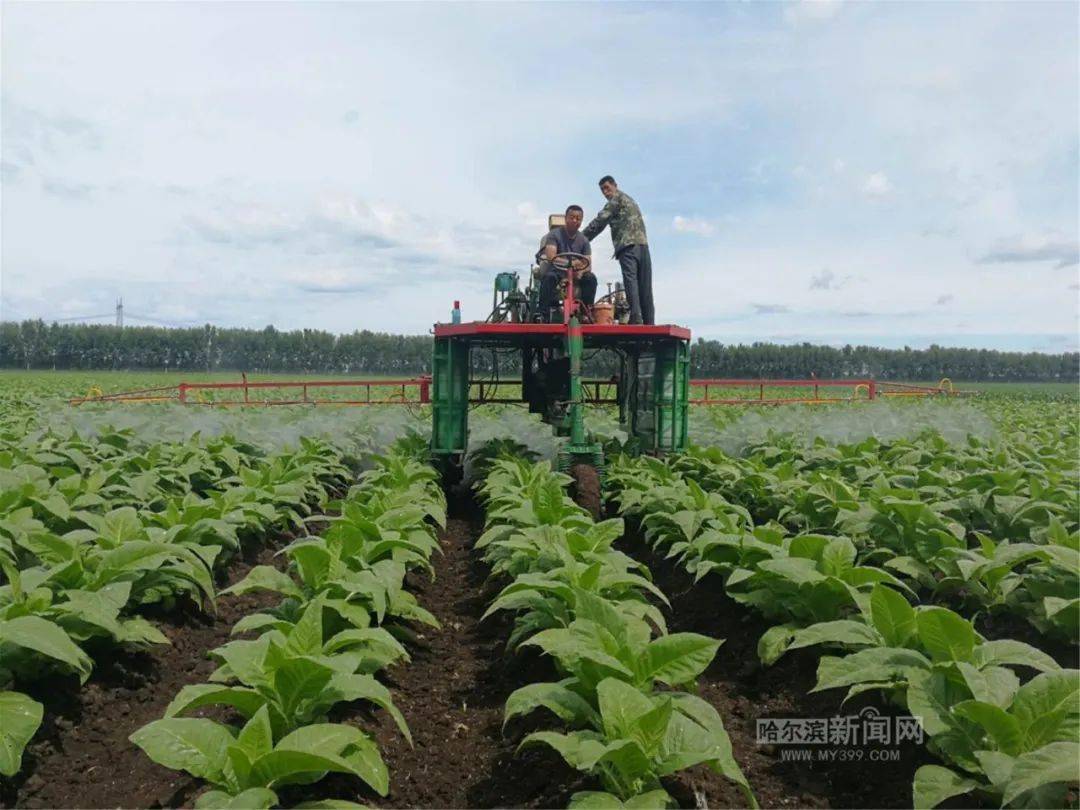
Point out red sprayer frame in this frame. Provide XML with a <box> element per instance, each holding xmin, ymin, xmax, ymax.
<box><xmin>71</xmin><ymin>375</ymin><xmax>963</xmax><ymax>407</ymax></box>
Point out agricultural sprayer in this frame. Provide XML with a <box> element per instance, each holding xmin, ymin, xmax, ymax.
<box><xmin>71</xmin><ymin>215</ymin><xmax>965</xmax><ymax>502</ymax></box>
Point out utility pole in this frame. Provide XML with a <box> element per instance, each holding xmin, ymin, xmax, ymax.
<box><xmin>115</xmin><ymin>297</ymin><xmax>124</xmax><ymax>328</ymax></box>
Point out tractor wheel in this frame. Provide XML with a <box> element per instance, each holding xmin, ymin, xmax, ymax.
<box><xmin>569</xmin><ymin>463</ymin><xmax>602</xmax><ymax>520</ymax></box>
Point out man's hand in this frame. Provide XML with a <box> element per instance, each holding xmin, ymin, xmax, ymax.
<box><xmin>571</xmin><ymin>258</ymin><xmax>590</xmax><ymax>272</ymax></box>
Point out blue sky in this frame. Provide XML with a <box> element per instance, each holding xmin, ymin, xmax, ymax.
<box><xmin>2</xmin><ymin>1</ymin><xmax>1077</xmax><ymax>352</ymax></box>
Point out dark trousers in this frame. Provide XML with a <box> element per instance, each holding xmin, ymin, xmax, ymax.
<box><xmin>538</xmin><ymin>266</ymin><xmax>597</xmax><ymax>319</ymax></box>
<box><xmin>618</xmin><ymin>244</ymin><xmax>654</xmax><ymax>324</ymax></box>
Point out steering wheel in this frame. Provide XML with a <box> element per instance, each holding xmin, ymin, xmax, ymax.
<box><xmin>550</xmin><ymin>251</ymin><xmax>591</xmax><ymax>272</ymax></box>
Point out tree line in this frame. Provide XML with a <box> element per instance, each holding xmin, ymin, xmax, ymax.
<box><xmin>1</xmin><ymin>320</ymin><xmax>1076</xmax><ymax>382</ymax></box>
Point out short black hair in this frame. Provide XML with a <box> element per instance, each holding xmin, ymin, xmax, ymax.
<box><xmin>598</xmin><ymin>175</ymin><xmax>616</xmax><ymax>187</ymax></box>
<box><xmin>565</xmin><ymin>204</ymin><xmax>584</xmax><ymax>215</ymax></box>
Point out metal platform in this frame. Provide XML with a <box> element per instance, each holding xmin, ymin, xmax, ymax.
<box><xmin>433</xmin><ymin>321</ymin><xmax>691</xmax><ymax>344</ymax></box>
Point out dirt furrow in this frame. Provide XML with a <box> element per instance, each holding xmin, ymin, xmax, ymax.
<box><xmin>328</xmin><ymin>494</ymin><xmax>583</xmax><ymax>809</ymax></box>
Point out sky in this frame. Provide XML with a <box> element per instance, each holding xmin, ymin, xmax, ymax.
<box><xmin>1</xmin><ymin>0</ymin><xmax>1078</xmax><ymax>352</ymax></box>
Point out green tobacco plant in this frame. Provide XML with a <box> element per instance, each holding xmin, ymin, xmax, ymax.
<box><xmin>912</xmin><ymin>670</ymin><xmax>1079</xmax><ymax>808</ymax></box>
<box><xmin>0</xmin><ymin>613</ymin><xmax>93</xmax><ymax>683</ymax></box>
<box><xmin>520</xmin><ymin>678</ymin><xmax>755</xmax><ymax>809</ymax></box>
<box><xmin>132</xmin><ymin>705</ymin><xmax>388</xmax><ymax>809</ymax></box>
<box><xmin>481</xmin><ymin>527</ymin><xmax>669</xmax><ymax>649</ymax></box>
<box><xmin>726</xmin><ymin>534</ymin><xmax>911</xmax><ymax>626</ymax></box>
<box><xmin>514</xmin><ymin>591</ymin><xmax>720</xmax><ymax>699</ymax></box>
<box><xmin>768</xmin><ymin>588</ymin><xmax>1060</xmax><ymax>704</ymax></box>
<box><xmin>165</xmin><ymin>596</ymin><xmax>409</xmax><ymax>740</ymax></box>
<box><xmin>479</xmin><ymin>459</ymin><xmax>593</xmax><ymax>534</ymax></box>
<box><xmin>132</xmin><ymin>448</ymin><xmax>442</xmax><ymax>804</ymax></box>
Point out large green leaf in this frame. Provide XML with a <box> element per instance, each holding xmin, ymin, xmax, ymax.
<box><xmin>916</xmin><ymin>608</ymin><xmax>975</xmax><ymax>663</ymax></box>
<box><xmin>164</xmin><ymin>684</ymin><xmax>267</xmax><ymax>721</ymax></box>
<box><xmin>273</xmin><ymin>656</ymin><xmax>335</xmax><ymax>724</ymax></box>
<box><xmin>640</xmin><ymin>633</ymin><xmax>721</xmax><ymax>687</ymax></box>
<box><xmin>973</xmin><ymin>640</ymin><xmax>1061</xmax><ymax>674</ymax></box>
<box><xmin>194</xmin><ymin>788</ymin><xmax>278</xmax><ymax>809</ymax></box>
<box><xmin>1002</xmin><ymin>741</ymin><xmax>1080</xmax><ymax>805</ymax></box>
<box><xmin>0</xmin><ymin>615</ymin><xmax>93</xmax><ymax>681</ymax></box>
<box><xmin>757</xmin><ymin>624</ymin><xmax>798</xmax><ymax>666</ymax></box>
<box><xmin>0</xmin><ymin>691</ymin><xmax>43</xmax><ymax>777</ymax></box>
<box><xmin>912</xmin><ymin>765</ymin><xmax>979</xmax><ymax>809</ymax></box>
<box><xmin>251</xmin><ymin>723</ymin><xmax>388</xmax><ymax>796</ymax></box>
<box><xmin>597</xmin><ymin>677</ymin><xmax>657</xmax><ymax>740</ymax></box>
<box><xmin>813</xmin><ymin>647</ymin><xmax>929</xmax><ymax>692</ymax></box>
<box><xmin>1008</xmin><ymin>670</ymin><xmax>1080</xmax><ymax>751</ymax></box>
<box><xmin>788</xmin><ymin>620</ymin><xmax>882</xmax><ymax>652</ymax></box>
<box><xmin>869</xmin><ymin>584</ymin><xmax>917</xmax><ymax>647</ymax></box>
<box><xmin>211</xmin><ymin>637</ymin><xmax>275</xmax><ymax>689</ymax></box>
<box><xmin>130</xmin><ymin>718</ymin><xmax>235</xmax><ymax>784</ymax></box>
<box><xmin>283</xmin><ymin>598</ymin><xmax>326</xmax><ymax>656</ymax></box>
<box><xmin>519</xmin><ymin>729</ymin><xmax>609</xmax><ymax>771</ymax></box>
<box><xmin>952</xmin><ymin>701</ymin><xmax>1022</xmax><ymax>756</ymax></box>
<box><xmin>222</xmin><ymin>566</ymin><xmax>303</xmax><ymax>599</ymax></box>
<box><xmin>504</xmin><ymin>680</ymin><xmax>599</xmax><ymax>729</ymax></box>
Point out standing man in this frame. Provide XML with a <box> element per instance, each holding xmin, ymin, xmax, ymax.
<box><xmin>536</xmin><ymin>204</ymin><xmax>597</xmax><ymax>320</ymax></box>
<box><xmin>582</xmin><ymin>175</ymin><xmax>654</xmax><ymax>324</ymax></box>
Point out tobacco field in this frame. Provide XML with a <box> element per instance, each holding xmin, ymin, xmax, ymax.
<box><xmin>0</xmin><ymin>373</ymin><xmax>1076</xmax><ymax>809</ymax></box>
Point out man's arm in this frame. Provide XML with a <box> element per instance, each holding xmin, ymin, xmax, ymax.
<box><xmin>582</xmin><ymin>196</ymin><xmax>618</xmax><ymax>241</ymax></box>
<box><xmin>541</xmin><ymin>230</ymin><xmax>559</xmax><ymax>261</ymax></box>
<box><xmin>575</xmin><ymin>237</ymin><xmax>592</xmax><ymax>272</ymax></box>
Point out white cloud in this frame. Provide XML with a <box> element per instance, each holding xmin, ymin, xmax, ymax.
<box><xmin>978</xmin><ymin>232</ymin><xmax>1079</xmax><ymax>269</ymax></box>
<box><xmin>809</xmin><ymin>269</ymin><xmax>854</xmax><ymax>291</ymax></box>
<box><xmin>784</xmin><ymin>0</ymin><xmax>844</xmax><ymax>26</ymax></box>
<box><xmin>515</xmin><ymin>202</ymin><xmax>548</xmax><ymax>229</ymax></box>
<box><xmin>672</xmin><ymin>215</ymin><xmax>715</xmax><ymax>236</ymax></box>
<box><xmin>863</xmin><ymin>172</ymin><xmax>893</xmax><ymax>198</ymax></box>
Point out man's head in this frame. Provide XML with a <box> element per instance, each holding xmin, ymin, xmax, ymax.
<box><xmin>598</xmin><ymin>175</ymin><xmax>617</xmax><ymax>200</ymax></box>
<box><xmin>564</xmin><ymin>205</ymin><xmax>583</xmax><ymax>235</ymax></box>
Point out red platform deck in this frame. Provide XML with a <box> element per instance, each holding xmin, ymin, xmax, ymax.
<box><xmin>433</xmin><ymin>322</ymin><xmax>691</xmax><ymax>340</ymax></box>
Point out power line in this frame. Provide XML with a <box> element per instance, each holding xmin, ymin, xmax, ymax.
<box><xmin>51</xmin><ymin>313</ymin><xmax>116</xmax><ymax>322</ymax></box>
<box><xmin>125</xmin><ymin>312</ymin><xmax>208</xmax><ymax>328</ymax></box>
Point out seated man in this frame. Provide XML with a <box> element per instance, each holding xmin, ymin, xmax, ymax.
<box><xmin>536</xmin><ymin>204</ymin><xmax>597</xmax><ymax>321</ymax></box>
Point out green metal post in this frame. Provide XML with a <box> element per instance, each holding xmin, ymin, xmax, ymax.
<box><xmin>430</xmin><ymin>337</ymin><xmax>469</xmax><ymax>456</ymax></box>
<box><xmin>567</xmin><ymin>316</ymin><xmax>585</xmax><ymax>446</ymax></box>
<box><xmin>652</xmin><ymin>340</ymin><xmax>690</xmax><ymax>453</ymax></box>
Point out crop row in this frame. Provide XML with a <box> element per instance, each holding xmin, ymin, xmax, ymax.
<box><xmin>0</xmin><ymin>419</ymin><xmax>354</xmax><ymax>777</ymax></box>
<box><xmin>129</xmin><ymin>440</ymin><xmax>445</xmax><ymax>807</ymax></box>
<box><xmin>606</xmin><ymin>451</ymin><xmax>1079</xmax><ymax>809</ymax></box>
<box><xmin>470</xmin><ymin>442</ymin><xmax>754</xmax><ymax>809</ymax></box>
<box><xmin>675</xmin><ymin>406</ymin><xmax>1078</xmax><ymax>641</ymax></box>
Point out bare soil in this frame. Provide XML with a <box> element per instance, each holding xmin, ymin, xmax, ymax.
<box><xmin>569</xmin><ymin>464</ymin><xmax>602</xmax><ymax>521</ymax></box>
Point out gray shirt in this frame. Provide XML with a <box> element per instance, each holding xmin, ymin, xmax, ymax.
<box><xmin>536</xmin><ymin>226</ymin><xmax>591</xmax><ymax>262</ymax></box>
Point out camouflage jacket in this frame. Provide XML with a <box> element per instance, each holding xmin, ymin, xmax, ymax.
<box><xmin>582</xmin><ymin>189</ymin><xmax>648</xmax><ymax>255</ymax></box>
